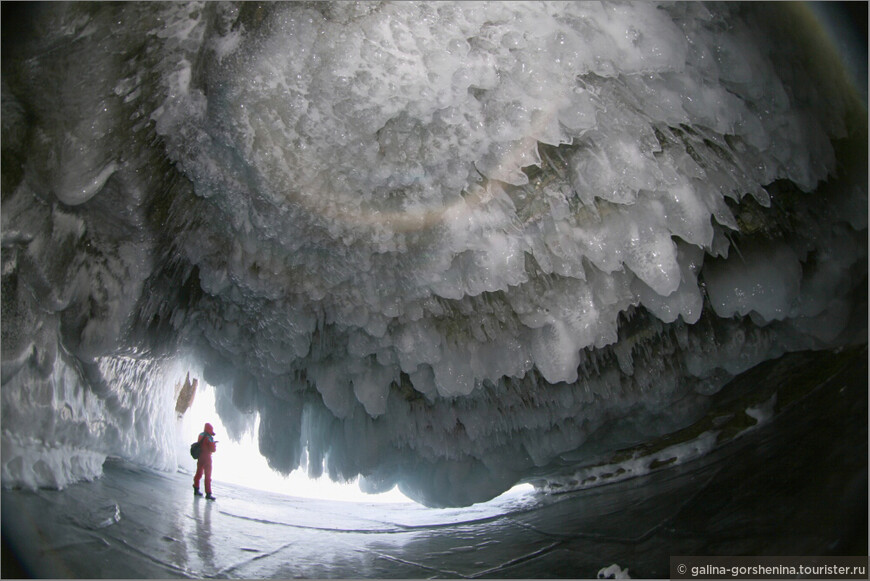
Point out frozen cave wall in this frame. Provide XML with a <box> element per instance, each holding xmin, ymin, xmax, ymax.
<box><xmin>1</xmin><ymin>1</ymin><xmax>866</xmax><ymax>507</ymax></box>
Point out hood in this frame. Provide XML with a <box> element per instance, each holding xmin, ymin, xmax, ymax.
<box><xmin>204</xmin><ymin>423</ymin><xmax>215</xmax><ymax>436</ymax></box>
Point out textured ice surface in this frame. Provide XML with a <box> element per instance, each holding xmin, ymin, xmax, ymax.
<box><xmin>3</xmin><ymin>347</ymin><xmax>866</xmax><ymax>578</ymax></box>
<box><xmin>1</xmin><ymin>1</ymin><xmax>867</xmax><ymax>507</ymax></box>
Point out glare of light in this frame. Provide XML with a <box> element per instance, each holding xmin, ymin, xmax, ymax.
<box><xmin>504</xmin><ymin>482</ymin><xmax>535</xmax><ymax>495</ymax></box>
<box><xmin>176</xmin><ymin>381</ymin><xmax>412</xmax><ymax>504</ymax></box>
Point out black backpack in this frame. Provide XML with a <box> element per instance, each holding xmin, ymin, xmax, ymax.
<box><xmin>190</xmin><ymin>440</ymin><xmax>201</xmax><ymax>459</ymax></box>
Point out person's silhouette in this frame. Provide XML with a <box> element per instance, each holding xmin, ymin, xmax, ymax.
<box><xmin>193</xmin><ymin>423</ymin><xmax>217</xmax><ymax>500</ymax></box>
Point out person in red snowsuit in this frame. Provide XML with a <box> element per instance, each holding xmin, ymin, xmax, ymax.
<box><xmin>193</xmin><ymin>422</ymin><xmax>217</xmax><ymax>500</ymax></box>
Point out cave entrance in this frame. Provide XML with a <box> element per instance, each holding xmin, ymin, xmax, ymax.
<box><xmin>176</xmin><ymin>376</ymin><xmax>412</xmax><ymax>504</ymax></box>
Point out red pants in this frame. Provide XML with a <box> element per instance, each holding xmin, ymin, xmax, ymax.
<box><xmin>194</xmin><ymin>455</ymin><xmax>212</xmax><ymax>495</ymax></box>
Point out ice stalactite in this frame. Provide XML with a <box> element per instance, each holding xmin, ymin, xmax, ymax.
<box><xmin>1</xmin><ymin>1</ymin><xmax>866</xmax><ymax>506</ymax></box>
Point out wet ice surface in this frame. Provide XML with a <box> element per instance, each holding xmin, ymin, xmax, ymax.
<box><xmin>3</xmin><ymin>349</ymin><xmax>866</xmax><ymax>579</ymax></box>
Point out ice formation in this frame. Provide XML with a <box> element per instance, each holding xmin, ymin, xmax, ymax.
<box><xmin>1</xmin><ymin>2</ymin><xmax>866</xmax><ymax>507</ymax></box>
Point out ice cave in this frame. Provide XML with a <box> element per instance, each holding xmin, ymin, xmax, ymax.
<box><xmin>1</xmin><ymin>1</ymin><xmax>867</xmax><ymax>578</ymax></box>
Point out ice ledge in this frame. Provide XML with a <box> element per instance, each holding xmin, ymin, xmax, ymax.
<box><xmin>1</xmin><ymin>432</ymin><xmax>106</xmax><ymax>490</ymax></box>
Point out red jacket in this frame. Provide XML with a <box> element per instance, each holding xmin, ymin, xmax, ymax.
<box><xmin>198</xmin><ymin>423</ymin><xmax>217</xmax><ymax>457</ymax></box>
<box><xmin>198</xmin><ymin>432</ymin><xmax>216</xmax><ymax>455</ymax></box>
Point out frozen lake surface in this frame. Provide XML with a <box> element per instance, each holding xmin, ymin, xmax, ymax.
<box><xmin>3</xmin><ymin>348</ymin><xmax>865</xmax><ymax>579</ymax></box>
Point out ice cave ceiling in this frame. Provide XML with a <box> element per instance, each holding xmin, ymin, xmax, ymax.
<box><xmin>1</xmin><ymin>1</ymin><xmax>867</xmax><ymax>507</ymax></box>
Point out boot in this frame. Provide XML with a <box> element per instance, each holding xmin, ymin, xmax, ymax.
<box><xmin>206</xmin><ymin>494</ymin><xmax>216</xmax><ymax>501</ymax></box>
<box><xmin>193</xmin><ymin>485</ymin><xmax>203</xmax><ymax>497</ymax></box>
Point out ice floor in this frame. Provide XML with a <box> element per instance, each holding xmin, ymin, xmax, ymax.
<box><xmin>2</xmin><ymin>348</ymin><xmax>866</xmax><ymax>579</ymax></box>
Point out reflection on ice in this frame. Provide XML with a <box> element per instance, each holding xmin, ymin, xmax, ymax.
<box><xmin>193</xmin><ymin>499</ymin><xmax>216</xmax><ymax>572</ymax></box>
